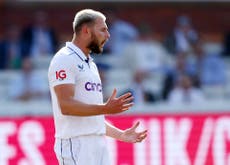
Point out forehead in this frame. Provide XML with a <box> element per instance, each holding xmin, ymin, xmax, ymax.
<box><xmin>94</xmin><ymin>17</ymin><xmax>108</xmax><ymax>29</ymax></box>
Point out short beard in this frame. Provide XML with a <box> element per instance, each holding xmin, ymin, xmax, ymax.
<box><xmin>87</xmin><ymin>33</ymin><xmax>103</xmax><ymax>54</ymax></box>
<box><xmin>88</xmin><ymin>41</ymin><xmax>102</xmax><ymax>54</ymax></box>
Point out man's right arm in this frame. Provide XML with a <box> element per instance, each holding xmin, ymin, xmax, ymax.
<box><xmin>54</xmin><ymin>84</ymin><xmax>133</xmax><ymax>116</ymax></box>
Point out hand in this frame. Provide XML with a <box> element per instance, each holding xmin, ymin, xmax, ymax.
<box><xmin>119</xmin><ymin>121</ymin><xmax>147</xmax><ymax>143</ymax></box>
<box><xmin>103</xmin><ymin>89</ymin><xmax>134</xmax><ymax>114</ymax></box>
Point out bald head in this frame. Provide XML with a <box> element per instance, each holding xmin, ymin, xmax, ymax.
<box><xmin>73</xmin><ymin>9</ymin><xmax>106</xmax><ymax>34</ymax></box>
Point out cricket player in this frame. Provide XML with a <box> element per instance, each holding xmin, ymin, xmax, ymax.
<box><xmin>48</xmin><ymin>9</ymin><xmax>147</xmax><ymax>165</ymax></box>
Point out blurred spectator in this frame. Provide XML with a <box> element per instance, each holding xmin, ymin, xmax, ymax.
<box><xmin>164</xmin><ymin>15</ymin><xmax>198</xmax><ymax>55</ymax></box>
<box><xmin>123</xmin><ymin>70</ymin><xmax>155</xmax><ymax>105</ymax></box>
<box><xmin>21</xmin><ymin>11</ymin><xmax>58</xmax><ymax>58</ymax></box>
<box><xmin>161</xmin><ymin>52</ymin><xmax>198</xmax><ymax>100</ymax></box>
<box><xmin>167</xmin><ymin>74</ymin><xmax>205</xmax><ymax>104</ymax></box>
<box><xmin>103</xmin><ymin>9</ymin><xmax>138</xmax><ymax>55</ymax></box>
<box><xmin>0</xmin><ymin>24</ymin><xmax>24</xmax><ymax>69</ymax></box>
<box><xmin>122</xmin><ymin>23</ymin><xmax>170</xmax><ymax>100</ymax></box>
<box><xmin>8</xmin><ymin>57</ymin><xmax>48</xmax><ymax>101</ymax></box>
<box><xmin>187</xmin><ymin>40</ymin><xmax>226</xmax><ymax>86</ymax></box>
<box><xmin>122</xmin><ymin>23</ymin><xmax>169</xmax><ymax>73</ymax></box>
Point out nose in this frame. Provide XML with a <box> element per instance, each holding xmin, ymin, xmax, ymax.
<box><xmin>106</xmin><ymin>30</ymin><xmax>110</xmax><ymax>39</ymax></box>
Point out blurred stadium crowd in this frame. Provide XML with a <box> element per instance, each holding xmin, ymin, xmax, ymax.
<box><xmin>0</xmin><ymin>1</ymin><xmax>230</xmax><ymax>114</ymax></box>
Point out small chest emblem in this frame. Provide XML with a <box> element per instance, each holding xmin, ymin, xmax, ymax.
<box><xmin>77</xmin><ymin>64</ymin><xmax>85</xmax><ymax>72</ymax></box>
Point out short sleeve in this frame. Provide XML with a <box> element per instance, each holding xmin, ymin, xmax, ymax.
<box><xmin>48</xmin><ymin>55</ymin><xmax>77</xmax><ymax>87</ymax></box>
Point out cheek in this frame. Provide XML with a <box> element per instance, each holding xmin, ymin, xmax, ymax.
<box><xmin>97</xmin><ymin>34</ymin><xmax>105</xmax><ymax>43</ymax></box>
<box><xmin>98</xmin><ymin>31</ymin><xmax>106</xmax><ymax>38</ymax></box>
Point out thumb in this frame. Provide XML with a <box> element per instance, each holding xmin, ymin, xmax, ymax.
<box><xmin>110</xmin><ymin>88</ymin><xmax>117</xmax><ymax>99</ymax></box>
<box><xmin>130</xmin><ymin>121</ymin><xmax>140</xmax><ymax>131</ymax></box>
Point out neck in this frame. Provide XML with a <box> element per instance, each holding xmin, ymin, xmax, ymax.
<box><xmin>72</xmin><ymin>34</ymin><xmax>90</xmax><ymax>57</ymax></box>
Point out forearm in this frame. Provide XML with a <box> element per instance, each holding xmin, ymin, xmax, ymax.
<box><xmin>105</xmin><ymin>121</ymin><xmax>124</xmax><ymax>141</ymax></box>
<box><xmin>59</xmin><ymin>98</ymin><xmax>105</xmax><ymax>116</ymax></box>
<box><xmin>54</xmin><ymin>85</ymin><xmax>133</xmax><ymax>117</ymax></box>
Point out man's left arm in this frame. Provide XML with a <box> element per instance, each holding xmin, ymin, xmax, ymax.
<box><xmin>105</xmin><ymin>121</ymin><xmax>147</xmax><ymax>143</ymax></box>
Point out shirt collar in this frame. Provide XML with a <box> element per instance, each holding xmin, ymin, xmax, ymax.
<box><xmin>66</xmin><ymin>42</ymin><xmax>93</xmax><ymax>62</ymax></box>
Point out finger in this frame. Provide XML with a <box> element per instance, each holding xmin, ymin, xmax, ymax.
<box><xmin>142</xmin><ymin>133</ymin><xmax>147</xmax><ymax>139</ymax></box>
<box><xmin>139</xmin><ymin>131</ymin><xmax>148</xmax><ymax>139</ymax></box>
<box><xmin>122</xmin><ymin>103</ymin><xmax>134</xmax><ymax>109</ymax></box>
<box><xmin>136</xmin><ymin>137</ymin><xmax>146</xmax><ymax>143</ymax></box>
<box><xmin>135</xmin><ymin>140</ymin><xmax>141</xmax><ymax>143</ymax></box>
<box><xmin>139</xmin><ymin>134</ymin><xmax>147</xmax><ymax>142</ymax></box>
<box><xmin>136</xmin><ymin>133</ymin><xmax>147</xmax><ymax>142</ymax></box>
<box><xmin>122</xmin><ymin>96</ymin><xmax>134</xmax><ymax>103</ymax></box>
<box><xmin>122</xmin><ymin>106</ymin><xmax>133</xmax><ymax>111</ymax></box>
<box><xmin>122</xmin><ymin>107</ymin><xmax>129</xmax><ymax>112</ymax></box>
<box><xmin>138</xmin><ymin>130</ymin><xmax>148</xmax><ymax>135</ymax></box>
<box><xmin>135</xmin><ymin>138</ymin><xmax>144</xmax><ymax>143</ymax></box>
<box><xmin>110</xmin><ymin>88</ymin><xmax>117</xmax><ymax>99</ymax></box>
<box><xmin>118</xmin><ymin>92</ymin><xmax>132</xmax><ymax>100</ymax></box>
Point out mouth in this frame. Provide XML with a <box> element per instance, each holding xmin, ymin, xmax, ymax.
<box><xmin>100</xmin><ymin>40</ymin><xmax>106</xmax><ymax>47</ymax></box>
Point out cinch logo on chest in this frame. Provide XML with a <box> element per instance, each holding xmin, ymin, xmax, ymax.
<box><xmin>85</xmin><ymin>82</ymin><xmax>102</xmax><ymax>92</ymax></box>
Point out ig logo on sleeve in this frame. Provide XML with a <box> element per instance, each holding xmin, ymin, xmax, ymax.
<box><xmin>56</xmin><ymin>70</ymin><xmax>67</xmax><ymax>80</ymax></box>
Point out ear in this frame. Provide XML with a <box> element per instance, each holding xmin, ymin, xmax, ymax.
<box><xmin>82</xmin><ymin>24</ymin><xmax>91</xmax><ymax>36</ymax></box>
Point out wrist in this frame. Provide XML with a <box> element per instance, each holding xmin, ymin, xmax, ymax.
<box><xmin>98</xmin><ymin>104</ymin><xmax>107</xmax><ymax>115</ymax></box>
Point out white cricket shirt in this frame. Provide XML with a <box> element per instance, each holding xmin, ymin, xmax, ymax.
<box><xmin>48</xmin><ymin>42</ymin><xmax>105</xmax><ymax>139</ymax></box>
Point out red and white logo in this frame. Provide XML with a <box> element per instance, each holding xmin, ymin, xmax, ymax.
<box><xmin>55</xmin><ymin>70</ymin><xmax>66</xmax><ymax>80</ymax></box>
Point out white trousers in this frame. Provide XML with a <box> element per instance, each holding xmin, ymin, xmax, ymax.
<box><xmin>54</xmin><ymin>135</ymin><xmax>110</xmax><ymax>165</ymax></box>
